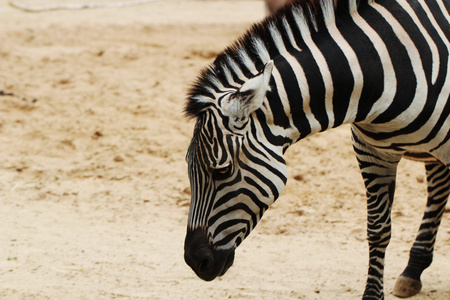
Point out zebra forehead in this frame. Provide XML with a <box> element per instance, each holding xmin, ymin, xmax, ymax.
<box><xmin>186</xmin><ymin>112</ymin><xmax>219</xmax><ymax>162</ymax></box>
<box><xmin>186</xmin><ymin>115</ymin><xmax>206</xmax><ymax>161</ymax></box>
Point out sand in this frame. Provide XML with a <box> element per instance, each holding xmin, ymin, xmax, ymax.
<box><xmin>0</xmin><ymin>0</ymin><xmax>449</xmax><ymax>299</ymax></box>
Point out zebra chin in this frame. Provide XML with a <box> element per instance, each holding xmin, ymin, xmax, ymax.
<box><xmin>184</xmin><ymin>228</ymin><xmax>235</xmax><ymax>281</ymax></box>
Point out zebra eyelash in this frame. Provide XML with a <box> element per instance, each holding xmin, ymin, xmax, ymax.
<box><xmin>211</xmin><ymin>165</ymin><xmax>232</xmax><ymax>181</ymax></box>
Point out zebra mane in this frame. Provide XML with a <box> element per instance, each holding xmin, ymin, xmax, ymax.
<box><xmin>184</xmin><ymin>0</ymin><xmax>372</xmax><ymax>119</ymax></box>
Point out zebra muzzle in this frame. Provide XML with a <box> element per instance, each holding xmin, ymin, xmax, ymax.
<box><xmin>184</xmin><ymin>228</ymin><xmax>235</xmax><ymax>281</ymax></box>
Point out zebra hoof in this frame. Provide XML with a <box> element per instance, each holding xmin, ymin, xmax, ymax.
<box><xmin>393</xmin><ymin>276</ymin><xmax>422</xmax><ymax>298</ymax></box>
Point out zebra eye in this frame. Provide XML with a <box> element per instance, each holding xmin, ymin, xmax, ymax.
<box><xmin>212</xmin><ymin>165</ymin><xmax>232</xmax><ymax>180</ymax></box>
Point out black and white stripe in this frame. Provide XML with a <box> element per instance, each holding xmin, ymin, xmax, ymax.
<box><xmin>184</xmin><ymin>0</ymin><xmax>449</xmax><ymax>298</ymax></box>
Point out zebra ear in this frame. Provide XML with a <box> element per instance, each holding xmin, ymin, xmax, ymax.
<box><xmin>223</xmin><ymin>60</ymin><xmax>273</xmax><ymax>126</ymax></box>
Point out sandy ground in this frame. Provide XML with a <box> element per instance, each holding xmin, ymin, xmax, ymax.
<box><xmin>0</xmin><ymin>0</ymin><xmax>449</xmax><ymax>299</ymax></box>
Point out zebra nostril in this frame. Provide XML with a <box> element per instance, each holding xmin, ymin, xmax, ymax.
<box><xmin>198</xmin><ymin>252</ymin><xmax>214</xmax><ymax>273</ymax></box>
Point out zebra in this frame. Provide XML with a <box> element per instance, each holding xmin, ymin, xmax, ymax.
<box><xmin>183</xmin><ymin>0</ymin><xmax>449</xmax><ymax>299</ymax></box>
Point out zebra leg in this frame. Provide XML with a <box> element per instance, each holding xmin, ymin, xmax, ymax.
<box><xmin>393</xmin><ymin>161</ymin><xmax>449</xmax><ymax>298</ymax></box>
<box><xmin>352</xmin><ymin>130</ymin><xmax>402</xmax><ymax>300</ymax></box>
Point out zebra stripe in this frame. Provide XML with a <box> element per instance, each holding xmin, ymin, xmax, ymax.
<box><xmin>184</xmin><ymin>0</ymin><xmax>449</xmax><ymax>298</ymax></box>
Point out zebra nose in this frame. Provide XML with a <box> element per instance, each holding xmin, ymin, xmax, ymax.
<box><xmin>198</xmin><ymin>251</ymin><xmax>214</xmax><ymax>273</ymax></box>
<box><xmin>184</xmin><ymin>228</ymin><xmax>216</xmax><ymax>280</ymax></box>
<box><xmin>184</xmin><ymin>228</ymin><xmax>236</xmax><ymax>281</ymax></box>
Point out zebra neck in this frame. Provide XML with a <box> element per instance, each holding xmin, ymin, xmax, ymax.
<box><xmin>264</xmin><ymin>0</ymin><xmax>414</xmax><ymax>145</ymax></box>
<box><xmin>267</xmin><ymin>30</ymin><xmax>365</xmax><ymax>144</ymax></box>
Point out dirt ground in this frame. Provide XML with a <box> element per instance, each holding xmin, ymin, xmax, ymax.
<box><xmin>0</xmin><ymin>0</ymin><xmax>449</xmax><ymax>299</ymax></box>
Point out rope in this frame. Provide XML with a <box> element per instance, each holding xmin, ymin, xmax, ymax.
<box><xmin>9</xmin><ymin>0</ymin><xmax>161</xmax><ymax>12</ymax></box>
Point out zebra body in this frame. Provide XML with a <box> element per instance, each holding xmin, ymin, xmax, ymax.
<box><xmin>184</xmin><ymin>0</ymin><xmax>449</xmax><ymax>299</ymax></box>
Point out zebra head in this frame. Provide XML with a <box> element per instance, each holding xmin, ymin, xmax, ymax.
<box><xmin>184</xmin><ymin>61</ymin><xmax>288</xmax><ymax>281</ymax></box>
